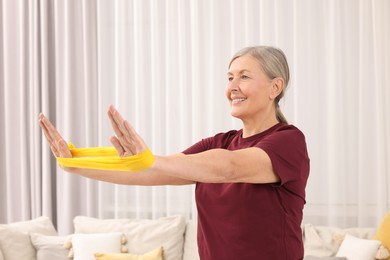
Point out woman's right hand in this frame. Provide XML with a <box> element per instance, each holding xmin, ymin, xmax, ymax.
<box><xmin>39</xmin><ymin>113</ymin><xmax>72</xmax><ymax>158</ymax></box>
<box><xmin>107</xmin><ymin>105</ymin><xmax>149</xmax><ymax>158</ymax></box>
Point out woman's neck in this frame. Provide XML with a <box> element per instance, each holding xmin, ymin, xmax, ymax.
<box><xmin>241</xmin><ymin>115</ymin><xmax>280</xmax><ymax>138</ymax></box>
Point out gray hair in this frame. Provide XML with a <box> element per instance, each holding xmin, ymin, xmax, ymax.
<box><xmin>228</xmin><ymin>46</ymin><xmax>290</xmax><ymax>123</ymax></box>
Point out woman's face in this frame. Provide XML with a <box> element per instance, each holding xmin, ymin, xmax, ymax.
<box><xmin>226</xmin><ymin>54</ymin><xmax>275</xmax><ymax>121</ymax></box>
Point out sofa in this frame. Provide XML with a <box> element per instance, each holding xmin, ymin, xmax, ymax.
<box><xmin>0</xmin><ymin>213</ymin><xmax>389</xmax><ymax>260</ymax></box>
<box><xmin>0</xmin><ymin>215</ymin><xmax>198</xmax><ymax>260</ymax></box>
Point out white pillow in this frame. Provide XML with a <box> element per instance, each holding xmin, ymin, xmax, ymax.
<box><xmin>72</xmin><ymin>232</ymin><xmax>123</xmax><ymax>260</ymax></box>
<box><xmin>336</xmin><ymin>234</ymin><xmax>381</xmax><ymax>260</ymax></box>
<box><xmin>30</xmin><ymin>233</ymin><xmax>69</xmax><ymax>260</ymax></box>
<box><xmin>303</xmin><ymin>223</ymin><xmax>376</xmax><ymax>256</ymax></box>
<box><xmin>74</xmin><ymin>215</ymin><xmax>186</xmax><ymax>260</ymax></box>
<box><xmin>0</xmin><ymin>216</ymin><xmax>57</xmax><ymax>260</ymax></box>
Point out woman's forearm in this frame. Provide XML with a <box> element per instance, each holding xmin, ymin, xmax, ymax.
<box><xmin>63</xmin><ymin>161</ymin><xmax>195</xmax><ymax>186</ymax></box>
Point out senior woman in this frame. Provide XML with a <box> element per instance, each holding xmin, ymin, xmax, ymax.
<box><xmin>39</xmin><ymin>46</ymin><xmax>310</xmax><ymax>260</ymax></box>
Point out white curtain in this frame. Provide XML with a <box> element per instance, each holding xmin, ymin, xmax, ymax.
<box><xmin>1</xmin><ymin>0</ymin><xmax>389</xmax><ymax>235</ymax></box>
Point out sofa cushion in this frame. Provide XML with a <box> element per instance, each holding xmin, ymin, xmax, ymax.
<box><xmin>303</xmin><ymin>223</ymin><xmax>376</xmax><ymax>256</ymax></box>
<box><xmin>0</xmin><ymin>216</ymin><xmax>57</xmax><ymax>260</ymax></box>
<box><xmin>74</xmin><ymin>215</ymin><xmax>186</xmax><ymax>260</ymax></box>
<box><xmin>182</xmin><ymin>221</ymin><xmax>199</xmax><ymax>260</ymax></box>
<box><xmin>95</xmin><ymin>246</ymin><xmax>163</xmax><ymax>260</ymax></box>
<box><xmin>336</xmin><ymin>234</ymin><xmax>381</xmax><ymax>259</ymax></box>
<box><xmin>30</xmin><ymin>233</ymin><xmax>68</xmax><ymax>260</ymax></box>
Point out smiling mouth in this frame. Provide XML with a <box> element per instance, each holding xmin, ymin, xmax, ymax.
<box><xmin>232</xmin><ymin>98</ymin><xmax>247</xmax><ymax>104</ymax></box>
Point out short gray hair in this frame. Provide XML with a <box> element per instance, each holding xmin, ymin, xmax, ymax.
<box><xmin>229</xmin><ymin>46</ymin><xmax>290</xmax><ymax>123</ymax></box>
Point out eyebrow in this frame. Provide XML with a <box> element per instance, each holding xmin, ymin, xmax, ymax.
<box><xmin>227</xmin><ymin>69</ymin><xmax>251</xmax><ymax>76</ymax></box>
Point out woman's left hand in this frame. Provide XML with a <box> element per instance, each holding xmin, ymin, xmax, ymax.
<box><xmin>107</xmin><ymin>105</ymin><xmax>148</xmax><ymax>157</ymax></box>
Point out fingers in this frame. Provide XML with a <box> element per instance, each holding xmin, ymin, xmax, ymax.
<box><xmin>39</xmin><ymin>114</ymin><xmax>55</xmax><ymax>145</ymax></box>
<box><xmin>107</xmin><ymin>107</ymin><xmax>125</xmax><ymax>141</ymax></box>
<box><xmin>58</xmin><ymin>139</ymin><xmax>72</xmax><ymax>158</ymax></box>
<box><xmin>39</xmin><ymin>113</ymin><xmax>63</xmax><ymax>143</ymax></box>
<box><xmin>107</xmin><ymin>108</ymin><xmax>135</xmax><ymax>153</ymax></box>
<box><xmin>39</xmin><ymin>114</ymin><xmax>59</xmax><ymax>156</ymax></box>
<box><xmin>124</xmin><ymin>120</ymin><xmax>147</xmax><ymax>151</ymax></box>
<box><xmin>110</xmin><ymin>136</ymin><xmax>127</xmax><ymax>157</ymax></box>
<box><xmin>107</xmin><ymin>105</ymin><xmax>147</xmax><ymax>156</ymax></box>
<box><xmin>39</xmin><ymin>113</ymin><xmax>72</xmax><ymax>158</ymax></box>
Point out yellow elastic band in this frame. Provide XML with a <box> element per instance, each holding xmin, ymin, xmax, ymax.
<box><xmin>56</xmin><ymin>142</ymin><xmax>155</xmax><ymax>172</ymax></box>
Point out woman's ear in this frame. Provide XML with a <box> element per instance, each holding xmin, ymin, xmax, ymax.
<box><xmin>269</xmin><ymin>77</ymin><xmax>284</xmax><ymax>100</ymax></box>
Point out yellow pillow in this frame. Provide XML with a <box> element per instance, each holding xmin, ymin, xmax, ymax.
<box><xmin>375</xmin><ymin>212</ymin><xmax>390</xmax><ymax>260</ymax></box>
<box><xmin>95</xmin><ymin>246</ymin><xmax>164</xmax><ymax>260</ymax></box>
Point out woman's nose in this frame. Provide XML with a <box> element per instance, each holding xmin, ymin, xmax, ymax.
<box><xmin>227</xmin><ymin>79</ymin><xmax>239</xmax><ymax>91</ymax></box>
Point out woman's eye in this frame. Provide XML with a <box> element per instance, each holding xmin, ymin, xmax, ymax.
<box><xmin>241</xmin><ymin>75</ymin><xmax>249</xmax><ymax>79</ymax></box>
<box><xmin>228</xmin><ymin>77</ymin><xmax>233</xmax><ymax>81</ymax></box>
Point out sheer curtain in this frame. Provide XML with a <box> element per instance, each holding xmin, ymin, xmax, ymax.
<box><xmin>1</xmin><ymin>0</ymin><xmax>389</xmax><ymax>234</ymax></box>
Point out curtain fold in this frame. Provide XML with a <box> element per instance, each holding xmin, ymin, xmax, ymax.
<box><xmin>1</xmin><ymin>0</ymin><xmax>389</xmax><ymax>234</ymax></box>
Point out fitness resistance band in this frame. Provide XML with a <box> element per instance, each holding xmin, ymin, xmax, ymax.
<box><xmin>56</xmin><ymin>142</ymin><xmax>155</xmax><ymax>171</ymax></box>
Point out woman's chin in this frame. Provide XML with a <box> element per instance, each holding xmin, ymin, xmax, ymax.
<box><xmin>230</xmin><ymin>111</ymin><xmax>242</xmax><ymax>119</ymax></box>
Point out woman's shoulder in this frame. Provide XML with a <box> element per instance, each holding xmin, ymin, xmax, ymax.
<box><xmin>183</xmin><ymin>129</ymin><xmax>241</xmax><ymax>154</ymax></box>
<box><xmin>254</xmin><ymin>123</ymin><xmax>308</xmax><ymax>149</ymax></box>
<box><xmin>212</xmin><ymin>129</ymin><xmax>242</xmax><ymax>139</ymax></box>
<box><xmin>264</xmin><ymin>123</ymin><xmax>308</xmax><ymax>151</ymax></box>
<box><xmin>272</xmin><ymin>123</ymin><xmax>306</xmax><ymax>137</ymax></box>
<box><xmin>192</xmin><ymin>129</ymin><xmax>242</xmax><ymax>150</ymax></box>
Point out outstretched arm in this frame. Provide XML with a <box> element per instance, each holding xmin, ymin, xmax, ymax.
<box><xmin>39</xmin><ymin>106</ymin><xmax>280</xmax><ymax>185</ymax></box>
<box><xmin>107</xmin><ymin>105</ymin><xmax>280</xmax><ymax>184</ymax></box>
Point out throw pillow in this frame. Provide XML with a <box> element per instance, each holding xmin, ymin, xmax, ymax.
<box><xmin>0</xmin><ymin>216</ymin><xmax>57</xmax><ymax>260</ymax></box>
<box><xmin>71</xmin><ymin>232</ymin><xmax>124</xmax><ymax>260</ymax></box>
<box><xmin>335</xmin><ymin>234</ymin><xmax>381</xmax><ymax>260</ymax></box>
<box><xmin>95</xmin><ymin>246</ymin><xmax>163</xmax><ymax>260</ymax></box>
<box><xmin>30</xmin><ymin>233</ymin><xmax>69</xmax><ymax>260</ymax></box>
<box><xmin>74</xmin><ymin>215</ymin><xmax>186</xmax><ymax>260</ymax></box>
<box><xmin>303</xmin><ymin>223</ymin><xmax>376</xmax><ymax>256</ymax></box>
<box><xmin>375</xmin><ymin>212</ymin><xmax>390</xmax><ymax>260</ymax></box>
<box><xmin>376</xmin><ymin>245</ymin><xmax>390</xmax><ymax>259</ymax></box>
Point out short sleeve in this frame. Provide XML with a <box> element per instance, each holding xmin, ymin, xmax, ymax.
<box><xmin>182</xmin><ymin>130</ymin><xmax>239</xmax><ymax>155</ymax></box>
<box><xmin>182</xmin><ymin>138</ymin><xmax>210</xmax><ymax>155</ymax></box>
<box><xmin>256</xmin><ymin>126</ymin><xmax>310</xmax><ymax>189</ymax></box>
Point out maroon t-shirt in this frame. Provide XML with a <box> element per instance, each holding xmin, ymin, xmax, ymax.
<box><xmin>183</xmin><ymin>123</ymin><xmax>310</xmax><ymax>260</ymax></box>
